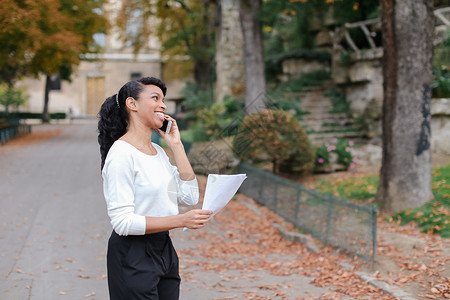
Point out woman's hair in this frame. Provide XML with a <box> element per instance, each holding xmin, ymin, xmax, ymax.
<box><xmin>97</xmin><ymin>76</ymin><xmax>167</xmax><ymax>170</ymax></box>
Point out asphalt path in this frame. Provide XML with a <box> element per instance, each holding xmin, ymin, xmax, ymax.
<box><xmin>0</xmin><ymin>122</ymin><xmax>341</xmax><ymax>300</ymax></box>
<box><xmin>0</xmin><ymin>123</ymin><xmax>110</xmax><ymax>300</ymax></box>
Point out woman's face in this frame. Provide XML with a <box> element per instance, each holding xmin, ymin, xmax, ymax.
<box><xmin>133</xmin><ymin>84</ymin><xmax>167</xmax><ymax>129</ymax></box>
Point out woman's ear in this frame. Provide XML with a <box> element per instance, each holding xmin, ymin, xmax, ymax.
<box><xmin>125</xmin><ymin>97</ymin><xmax>137</xmax><ymax>111</ymax></box>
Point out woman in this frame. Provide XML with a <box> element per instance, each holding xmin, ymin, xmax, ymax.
<box><xmin>97</xmin><ymin>76</ymin><xmax>212</xmax><ymax>299</ymax></box>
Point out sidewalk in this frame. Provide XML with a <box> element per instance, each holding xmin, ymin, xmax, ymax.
<box><xmin>1</xmin><ymin>123</ymin><xmax>395</xmax><ymax>299</ymax></box>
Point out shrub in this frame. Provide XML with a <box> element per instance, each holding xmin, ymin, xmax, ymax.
<box><xmin>179</xmin><ymin>82</ymin><xmax>214</xmax><ymax>122</ymax></box>
<box><xmin>0</xmin><ymin>85</ymin><xmax>28</xmax><ymax>113</ymax></box>
<box><xmin>315</xmin><ymin>138</ymin><xmax>356</xmax><ymax>170</ymax></box>
<box><xmin>197</xmin><ymin>103</ymin><xmax>226</xmax><ymax>140</ymax></box>
<box><xmin>233</xmin><ymin>109</ymin><xmax>315</xmax><ymax>174</ymax></box>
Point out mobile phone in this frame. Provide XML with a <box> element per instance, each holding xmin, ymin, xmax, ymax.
<box><xmin>159</xmin><ymin>119</ymin><xmax>172</xmax><ymax>134</ymax></box>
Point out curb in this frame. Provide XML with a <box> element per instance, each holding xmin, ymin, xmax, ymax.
<box><xmin>272</xmin><ymin>223</ymin><xmax>321</xmax><ymax>254</ymax></box>
<box><xmin>236</xmin><ymin>196</ymin><xmax>418</xmax><ymax>300</ymax></box>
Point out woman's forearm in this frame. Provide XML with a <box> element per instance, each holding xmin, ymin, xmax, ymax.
<box><xmin>145</xmin><ymin>215</ymin><xmax>184</xmax><ymax>234</ymax></box>
<box><xmin>145</xmin><ymin>209</ymin><xmax>212</xmax><ymax>234</ymax></box>
<box><xmin>170</xmin><ymin>143</ymin><xmax>196</xmax><ymax>181</ymax></box>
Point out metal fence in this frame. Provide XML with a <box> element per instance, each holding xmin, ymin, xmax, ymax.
<box><xmin>0</xmin><ymin>124</ymin><xmax>31</xmax><ymax>145</ymax></box>
<box><xmin>238</xmin><ymin>163</ymin><xmax>377</xmax><ymax>263</ymax></box>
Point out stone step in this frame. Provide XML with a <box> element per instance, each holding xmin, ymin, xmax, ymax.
<box><xmin>301</xmin><ymin>113</ymin><xmax>349</xmax><ymax>121</ymax></box>
<box><xmin>301</xmin><ymin>107</ymin><xmax>333</xmax><ymax>114</ymax></box>
<box><xmin>308</xmin><ymin>131</ymin><xmax>363</xmax><ymax>139</ymax></box>
<box><xmin>308</xmin><ymin>131</ymin><xmax>365</xmax><ymax>146</ymax></box>
<box><xmin>302</xmin><ymin>123</ymin><xmax>362</xmax><ymax>132</ymax></box>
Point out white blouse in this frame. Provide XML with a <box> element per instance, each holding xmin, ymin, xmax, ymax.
<box><xmin>102</xmin><ymin>140</ymin><xmax>199</xmax><ymax>236</ymax></box>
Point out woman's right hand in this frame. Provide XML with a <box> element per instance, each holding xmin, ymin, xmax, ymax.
<box><xmin>182</xmin><ymin>209</ymin><xmax>213</xmax><ymax>229</ymax></box>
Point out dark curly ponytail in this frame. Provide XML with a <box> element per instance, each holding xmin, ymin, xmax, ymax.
<box><xmin>97</xmin><ymin>77</ymin><xmax>167</xmax><ymax>170</ymax></box>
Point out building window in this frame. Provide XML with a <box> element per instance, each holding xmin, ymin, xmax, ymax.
<box><xmin>130</xmin><ymin>72</ymin><xmax>142</xmax><ymax>81</ymax></box>
<box><xmin>93</xmin><ymin>33</ymin><xmax>106</xmax><ymax>48</ymax></box>
<box><xmin>50</xmin><ymin>74</ymin><xmax>61</xmax><ymax>91</ymax></box>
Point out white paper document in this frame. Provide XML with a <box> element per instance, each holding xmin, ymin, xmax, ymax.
<box><xmin>183</xmin><ymin>173</ymin><xmax>247</xmax><ymax>231</ymax></box>
<box><xmin>202</xmin><ymin>173</ymin><xmax>247</xmax><ymax>218</ymax></box>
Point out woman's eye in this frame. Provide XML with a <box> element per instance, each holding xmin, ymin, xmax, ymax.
<box><xmin>152</xmin><ymin>96</ymin><xmax>158</xmax><ymax>100</ymax></box>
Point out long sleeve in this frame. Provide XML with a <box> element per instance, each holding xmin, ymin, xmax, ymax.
<box><xmin>154</xmin><ymin>144</ymin><xmax>199</xmax><ymax>206</ymax></box>
<box><xmin>102</xmin><ymin>151</ymin><xmax>146</xmax><ymax>236</ymax></box>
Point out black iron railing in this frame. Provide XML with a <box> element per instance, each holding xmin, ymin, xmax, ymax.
<box><xmin>238</xmin><ymin>163</ymin><xmax>377</xmax><ymax>264</ymax></box>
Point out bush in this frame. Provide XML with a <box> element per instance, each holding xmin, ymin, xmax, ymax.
<box><xmin>179</xmin><ymin>84</ymin><xmax>245</xmax><ymax>142</ymax></box>
<box><xmin>315</xmin><ymin>138</ymin><xmax>356</xmax><ymax>170</ymax></box>
<box><xmin>0</xmin><ymin>111</ymin><xmax>66</xmax><ymax>120</ymax></box>
<box><xmin>0</xmin><ymin>85</ymin><xmax>28</xmax><ymax>112</ymax></box>
<box><xmin>179</xmin><ymin>82</ymin><xmax>214</xmax><ymax>122</ymax></box>
<box><xmin>233</xmin><ymin>109</ymin><xmax>315</xmax><ymax>174</ymax></box>
<box><xmin>432</xmin><ymin>31</ymin><xmax>450</xmax><ymax>98</ymax></box>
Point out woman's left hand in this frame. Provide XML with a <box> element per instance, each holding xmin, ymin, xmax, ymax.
<box><xmin>156</xmin><ymin>115</ymin><xmax>182</xmax><ymax>148</ymax></box>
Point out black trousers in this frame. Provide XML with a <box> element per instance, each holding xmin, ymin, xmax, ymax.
<box><xmin>107</xmin><ymin>230</ymin><xmax>180</xmax><ymax>300</ymax></box>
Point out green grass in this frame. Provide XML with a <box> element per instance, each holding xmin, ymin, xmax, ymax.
<box><xmin>312</xmin><ymin>164</ymin><xmax>450</xmax><ymax>238</ymax></box>
<box><xmin>393</xmin><ymin>164</ymin><xmax>450</xmax><ymax>238</ymax></box>
<box><xmin>314</xmin><ymin>175</ymin><xmax>379</xmax><ymax>201</ymax></box>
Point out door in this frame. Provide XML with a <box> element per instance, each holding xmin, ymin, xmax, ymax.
<box><xmin>87</xmin><ymin>77</ymin><xmax>105</xmax><ymax>116</ymax></box>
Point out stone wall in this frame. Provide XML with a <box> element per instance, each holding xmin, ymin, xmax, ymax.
<box><xmin>431</xmin><ymin>98</ymin><xmax>450</xmax><ymax>155</ymax></box>
<box><xmin>332</xmin><ymin>49</ymin><xmax>450</xmax><ymax>155</ymax></box>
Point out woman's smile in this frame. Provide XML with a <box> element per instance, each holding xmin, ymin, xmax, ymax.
<box><xmin>155</xmin><ymin>111</ymin><xmax>165</xmax><ymax>121</ymax></box>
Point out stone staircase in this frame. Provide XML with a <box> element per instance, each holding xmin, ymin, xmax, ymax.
<box><xmin>291</xmin><ymin>87</ymin><xmax>364</xmax><ymax>146</ymax></box>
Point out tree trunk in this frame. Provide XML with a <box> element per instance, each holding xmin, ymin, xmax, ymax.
<box><xmin>215</xmin><ymin>0</ymin><xmax>245</xmax><ymax>102</ymax></box>
<box><xmin>42</xmin><ymin>74</ymin><xmax>51</xmax><ymax>123</ymax></box>
<box><xmin>239</xmin><ymin>0</ymin><xmax>266</xmax><ymax>114</ymax></box>
<box><xmin>193</xmin><ymin>0</ymin><xmax>219</xmax><ymax>91</ymax></box>
<box><xmin>376</xmin><ymin>0</ymin><xmax>434</xmax><ymax>213</ymax></box>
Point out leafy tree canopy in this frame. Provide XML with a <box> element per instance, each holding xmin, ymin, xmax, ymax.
<box><xmin>0</xmin><ymin>0</ymin><xmax>108</xmax><ymax>85</ymax></box>
<box><xmin>116</xmin><ymin>0</ymin><xmax>218</xmax><ymax>88</ymax></box>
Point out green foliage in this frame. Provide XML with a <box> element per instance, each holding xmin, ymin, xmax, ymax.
<box><xmin>233</xmin><ymin>110</ymin><xmax>315</xmax><ymax>174</ymax></box>
<box><xmin>262</xmin><ymin>0</ymin><xmax>380</xmax><ymax>80</ymax></box>
<box><xmin>324</xmin><ymin>89</ymin><xmax>350</xmax><ymax>114</ymax></box>
<box><xmin>180</xmin><ymin>82</ymin><xmax>214</xmax><ymax>122</ymax></box>
<box><xmin>265</xmin><ymin>92</ymin><xmax>305</xmax><ymax>120</ymax></box>
<box><xmin>271</xmin><ymin>70</ymin><xmax>331</xmax><ymax>94</ymax></box>
<box><xmin>313</xmin><ymin>164</ymin><xmax>450</xmax><ymax>238</ymax></box>
<box><xmin>0</xmin><ymin>85</ymin><xmax>28</xmax><ymax>112</ymax></box>
<box><xmin>331</xmin><ymin>0</ymin><xmax>380</xmax><ymax>26</ymax></box>
<box><xmin>117</xmin><ymin>0</ymin><xmax>218</xmax><ymax>88</ymax></box>
<box><xmin>223</xmin><ymin>96</ymin><xmax>246</xmax><ymax>120</ymax></box>
<box><xmin>180</xmin><ymin>84</ymin><xmax>244</xmax><ymax>142</ymax></box>
<box><xmin>339</xmin><ymin>51</ymin><xmax>352</xmax><ymax>66</ymax></box>
<box><xmin>315</xmin><ymin>138</ymin><xmax>356</xmax><ymax>169</ymax></box>
<box><xmin>432</xmin><ymin>31</ymin><xmax>450</xmax><ymax>98</ymax></box>
<box><xmin>197</xmin><ymin>103</ymin><xmax>226</xmax><ymax>139</ymax></box>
